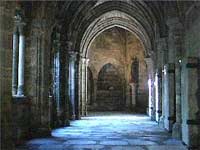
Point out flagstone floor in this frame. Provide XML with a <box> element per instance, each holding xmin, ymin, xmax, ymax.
<box><xmin>17</xmin><ymin>112</ymin><xmax>187</xmax><ymax>150</ymax></box>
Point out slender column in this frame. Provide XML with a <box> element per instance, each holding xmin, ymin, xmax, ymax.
<box><xmin>69</xmin><ymin>52</ymin><xmax>77</xmax><ymax>120</ymax></box>
<box><xmin>93</xmin><ymin>78</ymin><xmax>98</xmax><ymax>107</ymax></box>
<box><xmin>155</xmin><ymin>70</ymin><xmax>162</xmax><ymax>122</ymax></box>
<box><xmin>74</xmin><ymin>56</ymin><xmax>80</xmax><ymax>119</ymax></box>
<box><xmin>81</xmin><ymin>57</ymin><xmax>86</xmax><ymax>116</ymax></box>
<box><xmin>155</xmin><ymin>72</ymin><xmax>159</xmax><ymax>122</ymax></box>
<box><xmin>129</xmin><ymin>83</ymin><xmax>136</xmax><ymax>110</ymax></box>
<box><xmin>17</xmin><ymin>23</ymin><xmax>26</xmax><ymax>96</ymax></box>
<box><xmin>78</xmin><ymin>58</ymin><xmax>83</xmax><ymax>118</ymax></box>
<box><xmin>145</xmin><ymin>58</ymin><xmax>154</xmax><ymax>118</ymax></box>
<box><xmin>12</xmin><ymin>27</ymin><xmax>18</xmax><ymax>95</ymax></box>
<box><xmin>85</xmin><ymin>58</ymin><xmax>89</xmax><ymax>116</ymax></box>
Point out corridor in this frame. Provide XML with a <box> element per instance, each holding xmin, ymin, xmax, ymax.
<box><xmin>18</xmin><ymin>112</ymin><xmax>186</xmax><ymax>150</ymax></box>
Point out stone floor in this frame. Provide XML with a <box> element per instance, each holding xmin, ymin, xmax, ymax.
<box><xmin>17</xmin><ymin>112</ymin><xmax>187</xmax><ymax>150</ymax></box>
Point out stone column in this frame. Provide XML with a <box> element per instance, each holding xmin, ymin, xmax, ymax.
<box><xmin>129</xmin><ymin>83</ymin><xmax>136</xmax><ymax>110</ymax></box>
<box><xmin>93</xmin><ymin>78</ymin><xmax>98</xmax><ymax>108</ymax></box>
<box><xmin>163</xmin><ymin>18</ymin><xmax>179</xmax><ymax>131</ymax></box>
<box><xmin>158</xmin><ymin>38</ymin><xmax>168</xmax><ymax>127</ymax></box>
<box><xmin>145</xmin><ymin>58</ymin><xmax>154</xmax><ymax>118</ymax></box>
<box><xmin>81</xmin><ymin>58</ymin><xmax>86</xmax><ymax>116</ymax></box>
<box><xmin>80</xmin><ymin>57</ymin><xmax>89</xmax><ymax>116</ymax></box>
<box><xmin>74</xmin><ymin>55</ymin><xmax>80</xmax><ymax>120</ymax></box>
<box><xmin>164</xmin><ymin>63</ymin><xmax>175</xmax><ymax>131</ymax></box>
<box><xmin>85</xmin><ymin>58</ymin><xmax>89</xmax><ymax>116</ymax></box>
<box><xmin>181</xmin><ymin>57</ymin><xmax>200</xmax><ymax>148</ymax></box>
<box><xmin>172</xmin><ymin>60</ymin><xmax>182</xmax><ymax>138</ymax></box>
<box><xmin>17</xmin><ymin>22</ymin><xmax>26</xmax><ymax>96</ymax></box>
<box><xmin>172</xmin><ymin>21</ymin><xmax>183</xmax><ymax>139</ymax></box>
<box><xmin>69</xmin><ymin>52</ymin><xmax>77</xmax><ymax>120</ymax></box>
<box><xmin>12</xmin><ymin>26</ymin><xmax>18</xmax><ymax>96</ymax></box>
<box><xmin>155</xmin><ymin>38</ymin><xmax>164</xmax><ymax>123</ymax></box>
<box><xmin>78</xmin><ymin>57</ymin><xmax>83</xmax><ymax>118</ymax></box>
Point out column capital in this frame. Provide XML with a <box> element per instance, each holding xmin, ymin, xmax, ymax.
<box><xmin>69</xmin><ymin>51</ymin><xmax>78</xmax><ymax>61</ymax></box>
<box><xmin>166</xmin><ymin>17</ymin><xmax>183</xmax><ymax>34</ymax></box>
<box><xmin>80</xmin><ymin>57</ymin><xmax>89</xmax><ymax>64</ymax></box>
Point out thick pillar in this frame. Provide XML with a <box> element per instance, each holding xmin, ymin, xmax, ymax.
<box><xmin>164</xmin><ymin>18</ymin><xmax>179</xmax><ymax>131</ymax></box>
<box><xmin>181</xmin><ymin>57</ymin><xmax>200</xmax><ymax>148</ymax></box>
<box><xmin>12</xmin><ymin>27</ymin><xmax>18</xmax><ymax>96</ymax></box>
<box><xmin>155</xmin><ymin>70</ymin><xmax>162</xmax><ymax>122</ymax></box>
<box><xmin>69</xmin><ymin>52</ymin><xmax>77</xmax><ymax>120</ymax></box>
<box><xmin>17</xmin><ymin>23</ymin><xmax>26</xmax><ymax>96</ymax></box>
<box><xmin>164</xmin><ymin>63</ymin><xmax>175</xmax><ymax>131</ymax></box>
<box><xmin>172</xmin><ymin>60</ymin><xmax>182</xmax><ymax>138</ymax></box>
<box><xmin>145</xmin><ymin>58</ymin><xmax>154</xmax><ymax>118</ymax></box>
<box><xmin>172</xmin><ymin>21</ymin><xmax>183</xmax><ymax>139</ymax></box>
<box><xmin>158</xmin><ymin>38</ymin><xmax>168</xmax><ymax>127</ymax></box>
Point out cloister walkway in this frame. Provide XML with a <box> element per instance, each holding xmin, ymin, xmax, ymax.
<box><xmin>18</xmin><ymin>112</ymin><xmax>187</xmax><ymax>150</ymax></box>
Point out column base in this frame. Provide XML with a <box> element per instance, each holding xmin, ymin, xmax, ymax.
<box><xmin>32</xmin><ymin>127</ymin><xmax>51</xmax><ymax>138</ymax></box>
<box><xmin>17</xmin><ymin>85</ymin><xmax>24</xmax><ymax>96</ymax></box>
<box><xmin>172</xmin><ymin>122</ymin><xmax>182</xmax><ymax>139</ymax></box>
<box><xmin>71</xmin><ymin>114</ymin><xmax>76</xmax><ymax>120</ymax></box>
<box><xmin>159</xmin><ymin>116</ymin><xmax>165</xmax><ymax>128</ymax></box>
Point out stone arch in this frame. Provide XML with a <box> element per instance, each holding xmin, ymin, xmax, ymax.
<box><xmin>80</xmin><ymin>10</ymin><xmax>152</xmax><ymax>58</ymax></box>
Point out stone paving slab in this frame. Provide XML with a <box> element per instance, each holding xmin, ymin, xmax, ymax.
<box><xmin>127</xmin><ymin>139</ymin><xmax>157</xmax><ymax>145</ymax></box>
<box><xmin>18</xmin><ymin>113</ymin><xmax>187</xmax><ymax>150</ymax></box>
<box><xmin>64</xmin><ymin>140</ymin><xmax>97</xmax><ymax>145</ymax></box>
<box><xmin>146</xmin><ymin>145</ymin><xmax>187</xmax><ymax>150</ymax></box>
<box><xmin>99</xmin><ymin>140</ymin><xmax>129</xmax><ymax>145</ymax></box>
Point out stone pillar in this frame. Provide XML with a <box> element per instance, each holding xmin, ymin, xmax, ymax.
<box><xmin>145</xmin><ymin>58</ymin><xmax>154</xmax><ymax>118</ymax></box>
<box><xmin>158</xmin><ymin>38</ymin><xmax>168</xmax><ymax>128</ymax></box>
<box><xmin>181</xmin><ymin>57</ymin><xmax>200</xmax><ymax>148</ymax></box>
<box><xmin>85</xmin><ymin>58</ymin><xmax>89</xmax><ymax>116</ymax></box>
<box><xmin>74</xmin><ymin>55</ymin><xmax>80</xmax><ymax>120</ymax></box>
<box><xmin>81</xmin><ymin>58</ymin><xmax>86</xmax><ymax>116</ymax></box>
<box><xmin>155</xmin><ymin>70</ymin><xmax>162</xmax><ymax>122</ymax></box>
<box><xmin>80</xmin><ymin>57</ymin><xmax>89</xmax><ymax>116</ymax></box>
<box><xmin>78</xmin><ymin>58</ymin><xmax>83</xmax><ymax>118</ymax></box>
<box><xmin>172</xmin><ymin>60</ymin><xmax>182</xmax><ymax>138</ymax></box>
<box><xmin>17</xmin><ymin>23</ymin><xmax>26</xmax><ymax>96</ymax></box>
<box><xmin>172</xmin><ymin>21</ymin><xmax>183</xmax><ymax>139</ymax></box>
<box><xmin>164</xmin><ymin>63</ymin><xmax>175</xmax><ymax>131</ymax></box>
<box><xmin>12</xmin><ymin>26</ymin><xmax>18</xmax><ymax>96</ymax></box>
<box><xmin>69</xmin><ymin>52</ymin><xmax>77</xmax><ymax>120</ymax></box>
<box><xmin>163</xmin><ymin>18</ymin><xmax>179</xmax><ymax>131</ymax></box>
<box><xmin>93</xmin><ymin>78</ymin><xmax>98</xmax><ymax>108</ymax></box>
<box><xmin>129</xmin><ymin>83</ymin><xmax>136</xmax><ymax>110</ymax></box>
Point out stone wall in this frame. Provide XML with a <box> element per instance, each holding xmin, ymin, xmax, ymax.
<box><xmin>0</xmin><ymin>2</ymin><xmax>15</xmax><ymax>149</ymax></box>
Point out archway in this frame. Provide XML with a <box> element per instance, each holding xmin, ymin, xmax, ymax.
<box><xmin>76</xmin><ymin>9</ymin><xmax>154</xmax><ymax>117</ymax></box>
<box><xmin>85</xmin><ymin>26</ymin><xmax>148</xmax><ymax>115</ymax></box>
<box><xmin>96</xmin><ymin>63</ymin><xmax>123</xmax><ymax>111</ymax></box>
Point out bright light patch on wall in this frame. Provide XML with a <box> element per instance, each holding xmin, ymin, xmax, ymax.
<box><xmin>148</xmin><ymin>79</ymin><xmax>152</xmax><ymax>117</ymax></box>
<box><xmin>155</xmin><ymin>74</ymin><xmax>159</xmax><ymax>122</ymax></box>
